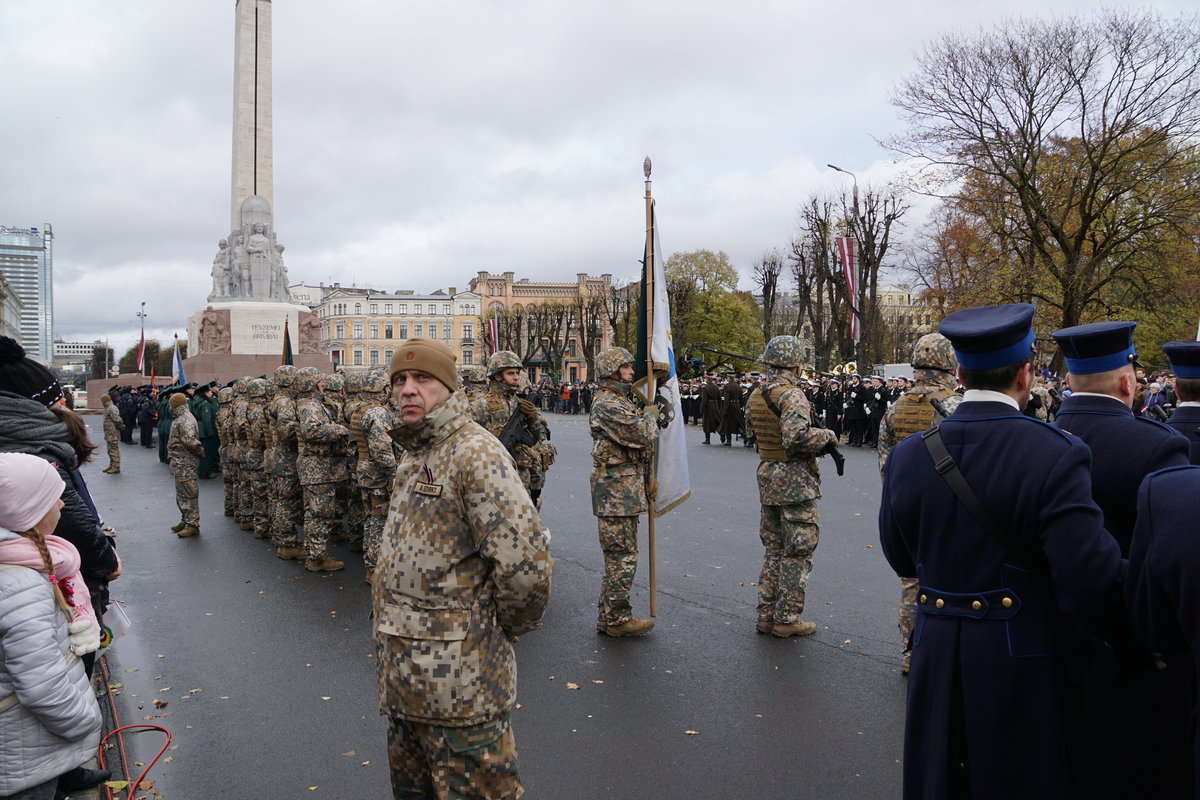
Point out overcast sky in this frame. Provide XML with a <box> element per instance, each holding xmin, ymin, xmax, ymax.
<box><xmin>0</xmin><ymin>0</ymin><xmax>1189</xmax><ymax>354</ymax></box>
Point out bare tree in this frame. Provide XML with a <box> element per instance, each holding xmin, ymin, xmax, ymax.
<box><xmin>752</xmin><ymin>249</ymin><xmax>784</xmax><ymax>344</ymax></box>
<box><xmin>842</xmin><ymin>186</ymin><xmax>910</xmax><ymax>366</ymax></box>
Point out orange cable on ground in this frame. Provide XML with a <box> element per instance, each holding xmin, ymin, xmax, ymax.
<box><xmin>96</xmin><ymin>655</ymin><xmax>172</xmax><ymax>800</ymax></box>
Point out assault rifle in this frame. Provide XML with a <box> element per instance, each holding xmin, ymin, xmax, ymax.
<box><xmin>819</xmin><ymin>440</ymin><xmax>845</xmax><ymax>476</ymax></box>
<box><xmin>499</xmin><ymin>409</ymin><xmax>537</xmax><ymax>453</ymax></box>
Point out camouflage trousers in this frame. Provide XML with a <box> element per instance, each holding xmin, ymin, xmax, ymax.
<box><xmin>757</xmin><ymin>501</ymin><xmax>819</xmax><ymax>625</ymax></box>
<box><xmin>271</xmin><ymin>472</ymin><xmax>303</xmax><ymax>548</ymax></box>
<box><xmin>223</xmin><ymin>461</ymin><xmax>240</xmax><ymax>517</ymax></box>
<box><xmin>361</xmin><ymin>486</ymin><xmax>390</xmax><ymax>571</ymax></box>
<box><xmin>338</xmin><ymin>478</ymin><xmax>365</xmax><ymax>545</ymax></box>
<box><xmin>386</xmin><ymin>712</ymin><xmax>521</xmax><ymax>800</ymax></box>
<box><xmin>175</xmin><ymin>476</ymin><xmax>199</xmax><ymax>526</ymax></box>
<box><xmin>105</xmin><ymin>438</ymin><xmax>120</xmax><ymax>470</ymax></box>
<box><xmin>301</xmin><ymin>482</ymin><xmax>339</xmax><ymax>560</ymax></box>
<box><xmin>597</xmin><ymin>515</ymin><xmax>639</xmax><ymax>627</ymax></box>
<box><xmin>238</xmin><ymin>462</ymin><xmax>260</xmax><ymax>523</ymax></box>
<box><xmin>899</xmin><ymin>576</ymin><xmax>918</xmax><ymax>671</ymax></box>
<box><xmin>245</xmin><ymin>468</ymin><xmax>270</xmax><ymax>538</ymax></box>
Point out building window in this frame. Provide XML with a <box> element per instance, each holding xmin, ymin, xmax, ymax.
<box><xmin>414</xmin><ymin>323</ymin><xmax>423</xmax><ymax>337</ymax></box>
<box><xmin>335</xmin><ymin>324</ymin><xmax>344</xmax><ymax>339</ymax></box>
<box><xmin>399</xmin><ymin>304</ymin><xmax>407</xmax><ymax>314</ymax></box>
<box><xmin>370</xmin><ymin>323</ymin><xmax>379</xmax><ymax>339</ymax></box>
<box><xmin>428</xmin><ymin>324</ymin><xmax>437</xmax><ymax>339</ymax></box>
<box><xmin>384</xmin><ymin>303</ymin><xmax>393</xmax><ymax>314</ymax></box>
<box><xmin>398</xmin><ymin>324</ymin><xmax>408</xmax><ymax>339</ymax></box>
<box><xmin>384</xmin><ymin>323</ymin><xmax>393</xmax><ymax>339</ymax></box>
<box><xmin>332</xmin><ymin>350</ymin><xmax>342</xmax><ymax>366</ymax></box>
<box><xmin>443</xmin><ymin>322</ymin><xmax>452</xmax><ymax>339</ymax></box>
<box><xmin>414</xmin><ymin>303</ymin><xmax>422</xmax><ymax>314</ymax></box>
<box><xmin>370</xmin><ymin>348</ymin><xmax>380</xmax><ymax>365</ymax></box>
<box><xmin>462</xmin><ymin>322</ymin><xmax>473</xmax><ymax>340</ymax></box>
<box><xmin>463</xmin><ymin>349</ymin><xmax>473</xmax><ymax>366</ymax></box>
<box><xmin>353</xmin><ymin>349</ymin><xmax>363</xmax><ymax>365</ymax></box>
<box><xmin>370</xmin><ymin>304</ymin><xmax>378</xmax><ymax>315</ymax></box>
<box><xmin>384</xmin><ymin>347</ymin><xmax>394</xmax><ymax>362</ymax></box>
<box><xmin>355</xmin><ymin>303</ymin><xmax>361</xmax><ymax>314</ymax></box>
<box><xmin>353</xmin><ymin>322</ymin><xmax>363</xmax><ymax>338</ymax></box>
<box><xmin>443</xmin><ymin>304</ymin><xmax>450</xmax><ymax>315</ymax></box>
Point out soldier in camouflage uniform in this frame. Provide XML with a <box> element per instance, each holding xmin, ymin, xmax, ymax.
<box><xmin>229</xmin><ymin>378</ymin><xmax>252</xmax><ymax>529</ymax></box>
<box><xmin>471</xmin><ymin>351</ymin><xmax>552</xmax><ymax>508</ymax></box>
<box><xmin>337</xmin><ymin>372</ymin><xmax>368</xmax><ymax>552</ymax></box>
<box><xmin>100</xmin><ymin>393</ymin><xmax>124</xmax><ymax>474</ymax></box>
<box><xmin>374</xmin><ymin>337</ymin><xmax>552</xmax><ymax>800</ymax></box>
<box><xmin>167</xmin><ymin>392</ymin><xmax>204</xmax><ymax>537</ymax></box>
<box><xmin>267</xmin><ymin>366</ymin><xmax>306</xmax><ymax>560</ymax></box>
<box><xmin>745</xmin><ymin>335</ymin><xmax>838</xmax><ymax>637</ymax></box>
<box><xmin>216</xmin><ymin>387</ymin><xmax>236</xmax><ymax>517</ymax></box>
<box><xmin>876</xmin><ymin>332</ymin><xmax>960</xmax><ymax>673</ymax></box>
<box><xmin>349</xmin><ymin>369</ymin><xmax>399</xmax><ymax>581</ymax></box>
<box><xmin>243</xmin><ymin>378</ymin><xmax>271</xmax><ymax>539</ymax></box>
<box><xmin>589</xmin><ymin>346</ymin><xmax>659</xmax><ymax>637</ymax></box>
<box><xmin>297</xmin><ymin>369</ymin><xmax>350</xmax><ymax>572</ymax></box>
<box><xmin>462</xmin><ymin>366</ymin><xmax>488</xmax><ymax>398</ymax></box>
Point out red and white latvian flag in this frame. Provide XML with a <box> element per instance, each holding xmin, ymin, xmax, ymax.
<box><xmin>136</xmin><ymin>329</ymin><xmax>146</xmax><ymax>373</ymax></box>
<box><xmin>836</xmin><ymin>237</ymin><xmax>859</xmax><ymax>343</ymax></box>
<box><xmin>488</xmin><ymin>316</ymin><xmax>499</xmax><ymax>353</ymax></box>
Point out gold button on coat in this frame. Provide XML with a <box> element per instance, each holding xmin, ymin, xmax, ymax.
<box><xmin>919</xmin><ymin>594</ymin><xmax>927</xmax><ymax>604</ymax></box>
<box><xmin>935</xmin><ymin>599</ymin><xmax>945</xmax><ymax>609</ymax></box>
<box><xmin>1001</xmin><ymin>597</ymin><xmax>1013</xmax><ymax>608</ymax></box>
<box><xmin>971</xmin><ymin>600</ymin><xmax>982</xmax><ymax>611</ymax></box>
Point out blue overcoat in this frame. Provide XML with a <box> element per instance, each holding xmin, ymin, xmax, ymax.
<box><xmin>1164</xmin><ymin>405</ymin><xmax>1200</xmax><ymax>465</ymax></box>
<box><xmin>880</xmin><ymin>400</ymin><xmax>1123</xmax><ymax>800</ymax></box>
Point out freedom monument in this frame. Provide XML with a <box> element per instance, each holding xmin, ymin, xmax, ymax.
<box><xmin>184</xmin><ymin>0</ymin><xmax>328</xmax><ymax>382</ymax></box>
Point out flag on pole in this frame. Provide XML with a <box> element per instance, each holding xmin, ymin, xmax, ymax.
<box><xmin>835</xmin><ymin>237</ymin><xmax>859</xmax><ymax>342</ymax></box>
<box><xmin>488</xmin><ymin>316</ymin><xmax>499</xmax><ymax>353</ymax></box>
<box><xmin>149</xmin><ymin>364</ymin><xmax>157</xmax><ymax>398</ymax></box>
<box><xmin>171</xmin><ymin>335</ymin><xmax>186</xmax><ymax>386</ymax></box>
<box><xmin>633</xmin><ymin>200</ymin><xmax>690</xmax><ymax>516</ymax></box>
<box><xmin>136</xmin><ymin>329</ymin><xmax>145</xmax><ymax>373</ymax></box>
<box><xmin>281</xmin><ymin>318</ymin><xmax>294</xmax><ymax>365</ymax></box>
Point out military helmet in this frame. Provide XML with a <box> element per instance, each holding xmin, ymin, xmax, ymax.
<box><xmin>596</xmin><ymin>346</ymin><xmax>635</xmax><ymax>379</ymax></box>
<box><xmin>234</xmin><ymin>376</ymin><xmax>252</xmax><ymax>396</ymax></box>
<box><xmin>247</xmin><ymin>378</ymin><xmax>269</xmax><ymax>398</ymax></box>
<box><xmin>761</xmin><ymin>335</ymin><xmax>803</xmax><ymax>369</ymax></box>
<box><xmin>911</xmin><ymin>332</ymin><xmax>957</xmax><ymax>373</ymax></box>
<box><xmin>343</xmin><ymin>372</ymin><xmax>364</xmax><ymax>393</ymax></box>
<box><xmin>273</xmin><ymin>364</ymin><xmax>296</xmax><ymax>387</ymax></box>
<box><xmin>218</xmin><ymin>387</ymin><xmax>233</xmax><ymax>404</ymax></box>
<box><xmin>324</xmin><ymin>373</ymin><xmax>344</xmax><ymax>393</ymax></box>
<box><xmin>465</xmin><ymin>367</ymin><xmax>487</xmax><ymax>385</ymax></box>
<box><xmin>486</xmin><ymin>350</ymin><xmax>524</xmax><ymax>378</ymax></box>
<box><xmin>294</xmin><ymin>367</ymin><xmax>321</xmax><ymax>394</ymax></box>
<box><xmin>363</xmin><ymin>368</ymin><xmax>389</xmax><ymax>393</ymax></box>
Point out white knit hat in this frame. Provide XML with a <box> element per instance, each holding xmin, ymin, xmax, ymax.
<box><xmin>0</xmin><ymin>453</ymin><xmax>65</xmax><ymax>532</ymax></box>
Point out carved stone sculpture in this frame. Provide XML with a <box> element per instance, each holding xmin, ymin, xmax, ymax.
<box><xmin>198</xmin><ymin>306</ymin><xmax>232</xmax><ymax>354</ymax></box>
<box><xmin>299</xmin><ymin>311</ymin><xmax>322</xmax><ymax>354</ymax></box>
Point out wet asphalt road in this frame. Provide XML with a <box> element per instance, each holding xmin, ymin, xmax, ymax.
<box><xmin>82</xmin><ymin>413</ymin><xmax>904</xmax><ymax>799</ymax></box>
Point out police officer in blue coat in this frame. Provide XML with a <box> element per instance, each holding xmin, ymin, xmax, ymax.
<box><xmin>1052</xmin><ymin>321</ymin><xmax>1192</xmax><ymax>800</ymax></box>
<box><xmin>880</xmin><ymin>303</ymin><xmax>1123</xmax><ymax>800</ymax></box>
<box><xmin>1126</xmin><ymin>464</ymin><xmax>1200</xmax><ymax>799</ymax></box>
<box><xmin>1162</xmin><ymin>341</ymin><xmax>1200</xmax><ymax>465</ymax></box>
<box><xmin>1052</xmin><ymin>321</ymin><xmax>1189</xmax><ymax>555</ymax></box>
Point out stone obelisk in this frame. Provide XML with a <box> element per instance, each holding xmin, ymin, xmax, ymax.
<box><xmin>184</xmin><ymin>0</ymin><xmax>328</xmax><ymax>383</ymax></box>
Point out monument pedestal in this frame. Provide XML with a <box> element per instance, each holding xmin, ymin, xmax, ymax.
<box><xmin>183</xmin><ymin>300</ymin><xmax>329</xmax><ymax>384</ymax></box>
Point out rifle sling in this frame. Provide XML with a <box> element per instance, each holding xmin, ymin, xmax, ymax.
<box><xmin>920</xmin><ymin>427</ymin><xmax>1043</xmax><ymax>573</ymax></box>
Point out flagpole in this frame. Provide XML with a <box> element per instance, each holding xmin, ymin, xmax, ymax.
<box><xmin>643</xmin><ymin>156</ymin><xmax>658</xmax><ymax>618</ymax></box>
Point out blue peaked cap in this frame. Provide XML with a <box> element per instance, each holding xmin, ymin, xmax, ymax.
<box><xmin>1052</xmin><ymin>321</ymin><xmax>1137</xmax><ymax>375</ymax></box>
<box><xmin>938</xmin><ymin>303</ymin><xmax>1036</xmax><ymax>371</ymax></box>
<box><xmin>1163</xmin><ymin>340</ymin><xmax>1200</xmax><ymax>379</ymax></box>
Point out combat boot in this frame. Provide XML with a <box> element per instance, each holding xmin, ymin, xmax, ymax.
<box><xmin>771</xmin><ymin>620</ymin><xmax>816</xmax><ymax>638</ymax></box>
<box><xmin>276</xmin><ymin>545</ymin><xmax>307</xmax><ymax>560</ymax></box>
<box><xmin>176</xmin><ymin>525</ymin><xmax>200</xmax><ymax>538</ymax></box>
<box><xmin>170</xmin><ymin>521</ymin><xmax>186</xmax><ymax>532</ymax></box>
<box><xmin>756</xmin><ymin>620</ymin><xmax>773</xmax><ymax>635</ymax></box>
<box><xmin>364</xmin><ymin>570</ymin><xmax>374</xmax><ymax>585</ymax></box>
<box><xmin>305</xmin><ymin>555</ymin><xmax>345</xmax><ymax>573</ymax></box>
<box><xmin>238</xmin><ymin>521</ymin><xmax>254</xmax><ymax>532</ymax></box>
<box><xmin>603</xmin><ymin>618</ymin><xmax>655</xmax><ymax>637</ymax></box>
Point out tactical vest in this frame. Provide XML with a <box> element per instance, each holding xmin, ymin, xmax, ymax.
<box><xmin>891</xmin><ymin>386</ymin><xmax>956</xmax><ymax>440</ymax></box>
<box><xmin>484</xmin><ymin>391</ymin><xmax>511</xmax><ymax>437</ymax></box>
<box><xmin>748</xmin><ymin>385</ymin><xmax>788</xmax><ymax>461</ymax></box>
<box><xmin>351</xmin><ymin>401</ymin><xmax>379</xmax><ymax>463</ymax></box>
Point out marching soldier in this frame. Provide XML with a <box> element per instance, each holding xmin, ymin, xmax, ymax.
<box><xmin>350</xmin><ymin>369</ymin><xmax>398</xmax><ymax>582</ymax></box>
<box><xmin>100</xmin><ymin>393</ymin><xmax>124</xmax><ymax>474</ymax></box>
<box><xmin>471</xmin><ymin>351</ymin><xmax>551</xmax><ymax>507</ymax></box>
<box><xmin>296</xmin><ymin>368</ymin><xmax>350</xmax><ymax>572</ymax></box>
<box><xmin>877</xmin><ymin>332</ymin><xmax>961</xmax><ymax>673</ymax></box>
<box><xmin>745</xmin><ymin>336</ymin><xmax>837</xmax><ymax>637</ymax></box>
<box><xmin>589</xmin><ymin>346</ymin><xmax>659</xmax><ymax>637</ymax></box>
<box><xmin>266</xmin><ymin>365</ymin><xmax>306</xmax><ymax>560</ymax></box>
<box><xmin>167</xmin><ymin>392</ymin><xmax>204</xmax><ymax>537</ymax></box>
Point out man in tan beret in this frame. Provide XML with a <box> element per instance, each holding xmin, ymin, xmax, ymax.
<box><xmin>372</xmin><ymin>338</ymin><xmax>553</xmax><ymax>800</ymax></box>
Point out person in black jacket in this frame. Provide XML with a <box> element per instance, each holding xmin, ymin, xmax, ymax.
<box><xmin>117</xmin><ymin>386</ymin><xmax>137</xmax><ymax>444</ymax></box>
<box><xmin>136</xmin><ymin>387</ymin><xmax>157</xmax><ymax>448</ymax></box>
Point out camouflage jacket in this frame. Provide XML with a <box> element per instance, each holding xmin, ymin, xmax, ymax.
<box><xmin>296</xmin><ymin>395</ymin><xmax>350</xmax><ymax>486</ymax></box>
<box><xmin>470</xmin><ymin>384</ymin><xmax>548</xmax><ymax>471</ymax></box>
<box><xmin>243</xmin><ymin>401</ymin><xmax>266</xmax><ymax>470</ymax></box>
<box><xmin>215</xmin><ymin>404</ymin><xmax>233</xmax><ymax>453</ymax></box>
<box><xmin>750</xmin><ymin>373</ymin><xmax>835</xmax><ymax>506</ymax></box>
<box><xmin>267</xmin><ymin>393</ymin><xmax>298</xmax><ymax>477</ymax></box>
<box><xmin>373</xmin><ymin>390</ymin><xmax>553</xmax><ymax>726</ymax></box>
<box><xmin>357</xmin><ymin>402</ymin><xmax>400</xmax><ymax>489</ymax></box>
<box><xmin>877</xmin><ymin>370</ymin><xmax>961</xmax><ymax>474</ymax></box>
<box><xmin>589</xmin><ymin>381</ymin><xmax>658</xmax><ymax>517</ymax></box>
<box><xmin>168</xmin><ymin>405</ymin><xmax>203</xmax><ymax>472</ymax></box>
<box><xmin>228</xmin><ymin>397</ymin><xmax>249</xmax><ymax>464</ymax></box>
<box><xmin>102</xmin><ymin>404</ymin><xmax>124</xmax><ymax>439</ymax></box>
